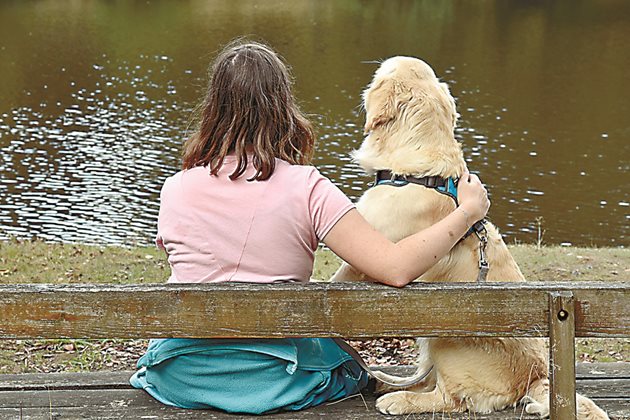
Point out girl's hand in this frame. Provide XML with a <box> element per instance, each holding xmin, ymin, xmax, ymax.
<box><xmin>457</xmin><ymin>169</ymin><xmax>490</xmax><ymax>222</ymax></box>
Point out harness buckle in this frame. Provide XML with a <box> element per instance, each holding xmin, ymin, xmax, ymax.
<box><xmin>390</xmin><ymin>173</ymin><xmax>406</xmax><ymax>182</ymax></box>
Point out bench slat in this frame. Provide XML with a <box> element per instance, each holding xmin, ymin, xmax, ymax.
<box><xmin>0</xmin><ymin>378</ymin><xmax>626</xmax><ymax>403</ymax></box>
<box><xmin>0</xmin><ymin>371</ymin><xmax>132</xmax><ymax>391</ymax></box>
<box><xmin>2</xmin><ymin>364</ymin><xmax>629</xmax><ymax>391</ymax></box>
<box><xmin>0</xmin><ymin>388</ymin><xmax>155</xmax><ymax>409</ymax></box>
<box><xmin>0</xmin><ymin>391</ymin><xmax>627</xmax><ymax>419</ymax></box>
<box><xmin>0</xmin><ymin>406</ymin><xmax>543</xmax><ymax>420</ymax></box>
<box><xmin>0</xmin><ymin>282</ymin><xmax>628</xmax><ymax>339</ymax></box>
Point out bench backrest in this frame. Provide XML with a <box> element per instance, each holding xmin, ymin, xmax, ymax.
<box><xmin>0</xmin><ymin>282</ymin><xmax>627</xmax><ymax>339</ymax></box>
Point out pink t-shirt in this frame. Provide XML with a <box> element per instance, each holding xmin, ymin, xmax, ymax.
<box><xmin>156</xmin><ymin>156</ymin><xmax>354</xmax><ymax>284</ymax></box>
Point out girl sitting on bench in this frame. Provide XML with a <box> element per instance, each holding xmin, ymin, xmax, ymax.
<box><xmin>130</xmin><ymin>39</ymin><xmax>489</xmax><ymax>415</ymax></box>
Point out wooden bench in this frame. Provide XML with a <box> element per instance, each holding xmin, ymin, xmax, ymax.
<box><xmin>0</xmin><ymin>282</ymin><xmax>628</xmax><ymax>419</ymax></box>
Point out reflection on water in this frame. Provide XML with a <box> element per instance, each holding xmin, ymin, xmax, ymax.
<box><xmin>0</xmin><ymin>0</ymin><xmax>628</xmax><ymax>247</ymax></box>
<box><xmin>0</xmin><ymin>54</ymin><xmax>187</xmax><ymax>244</ymax></box>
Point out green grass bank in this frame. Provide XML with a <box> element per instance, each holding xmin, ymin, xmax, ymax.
<box><xmin>0</xmin><ymin>240</ymin><xmax>628</xmax><ymax>373</ymax></box>
<box><xmin>1</xmin><ymin>239</ymin><xmax>628</xmax><ymax>283</ymax></box>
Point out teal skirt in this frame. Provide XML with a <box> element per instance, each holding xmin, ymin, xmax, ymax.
<box><xmin>130</xmin><ymin>338</ymin><xmax>368</xmax><ymax>414</ymax></box>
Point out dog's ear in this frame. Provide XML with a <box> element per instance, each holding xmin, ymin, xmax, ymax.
<box><xmin>363</xmin><ymin>78</ymin><xmax>399</xmax><ymax>134</ymax></box>
<box><xmin>439</xmin><ymin>82</ymin><xmax>459</xmax><ymax>127</ymax></box>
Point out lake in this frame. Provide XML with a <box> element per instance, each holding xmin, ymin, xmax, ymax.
<box><xmin>0</xmin><ymin>0</ymin><xmax>628</xmax><ymax>247</ymax></box>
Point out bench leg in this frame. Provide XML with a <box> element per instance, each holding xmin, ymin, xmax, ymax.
<box><xmin>549</xmin><ymin>291</ymin><xmax>577</xmax><ymax>419</ymax></box>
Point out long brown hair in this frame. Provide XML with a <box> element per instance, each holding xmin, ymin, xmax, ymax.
<box><xmin>182</xmin><ymin>40</ymin><xmax>316</xmax><ymax>181</ymax></box>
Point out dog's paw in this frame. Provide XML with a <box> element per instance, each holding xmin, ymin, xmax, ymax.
<box><xmin>522</xmin><ymin>398</ymin><xmax>549</xmax><ymax>418</ymax></box>
<box><xmin>375</xmin><ymin>391</ymin><xmax>416</xmax><ymax>415</ymax></box>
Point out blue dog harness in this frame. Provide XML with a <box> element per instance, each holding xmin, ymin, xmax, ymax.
<box><xmin>372</xmin><ymin>170</ymin><xmax>489</xmax><ymax>281</ymax></box>
<box><xmin>373</xmin><ymin>170</ymin><xmax>486</xmax><ymax>236</ymax></box>
<box><xmin>374</xmin><ymin>170</ymin><xmax>459</xmax><ymax>203</ymax></box>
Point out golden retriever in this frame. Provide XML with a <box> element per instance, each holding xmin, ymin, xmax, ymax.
<box><xmin>330</xmin><ymin>56</ymin><xmax>609</xmax><ymax>419</ymax></box>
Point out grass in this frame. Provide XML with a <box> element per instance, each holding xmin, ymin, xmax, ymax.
<box><xmin>2</xmin><ymin>239</ymin><xmax>627</xmax><ymax>283</ymax></box>
<box><xmin>0</xmin><ymin>238</ymin><xmax>628</xmax><ymax>373</ymax></box>
<box><xmin>0</xmin><ymin>240</ymin><xmax>166</xmax><ymax>283</ymax></box>
<box><xmin>314</xmin><ymin>243</ymin><xmax>629</xmax><ymax>283</ymax></box>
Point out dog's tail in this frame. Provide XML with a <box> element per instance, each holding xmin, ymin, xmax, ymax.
<box><xmin>372</xmin><ymin>365</ymin><xmax>437</xmax><ymax>394</ymax></box>
<box><xmin>522</xmin><ymin>378</ymin><xmax>610</xmax><ymax>419</ymax></box>
<box><xmin>373</xmin><ymin>338</ymin><xmax>437</xmax><ymax>394</ymax></box>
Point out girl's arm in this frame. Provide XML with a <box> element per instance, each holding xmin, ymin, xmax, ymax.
<box><xmin>323</xmin><ymin>170</ymin><xmax>490</xmax><ymax>287</ymax></box>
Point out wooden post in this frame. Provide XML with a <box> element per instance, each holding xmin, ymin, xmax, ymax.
<box><xmin>549</xmin><ymin>291</ymin><xmax>576</xmax><ymax>419</ymax></box>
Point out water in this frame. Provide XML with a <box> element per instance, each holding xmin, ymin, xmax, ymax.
<box><xmin>0</xmin><ymin>0</ymin><xmax>628</xmax><ymax>247</ymax></box>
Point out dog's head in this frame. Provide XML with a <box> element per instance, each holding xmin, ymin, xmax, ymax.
<box><xmin>353</xmin><ymin>56</ymin><xmax>464</xmax><ymax>177</ymax></box>
<box><xmin>363</xmin><ymin>56</ymin><xmax>458</xmax><ymax>135</ymax></box>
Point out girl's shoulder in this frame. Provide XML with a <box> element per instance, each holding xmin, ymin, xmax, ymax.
<box><xmin>159</xmin><ymin>166</ymin><xmax>209</xmax><ymax>197</ymax></box>
<box><xmin>274</xmin><ymin>159</ymin><xmax>322</xmax><ymax>180</ymax></box>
